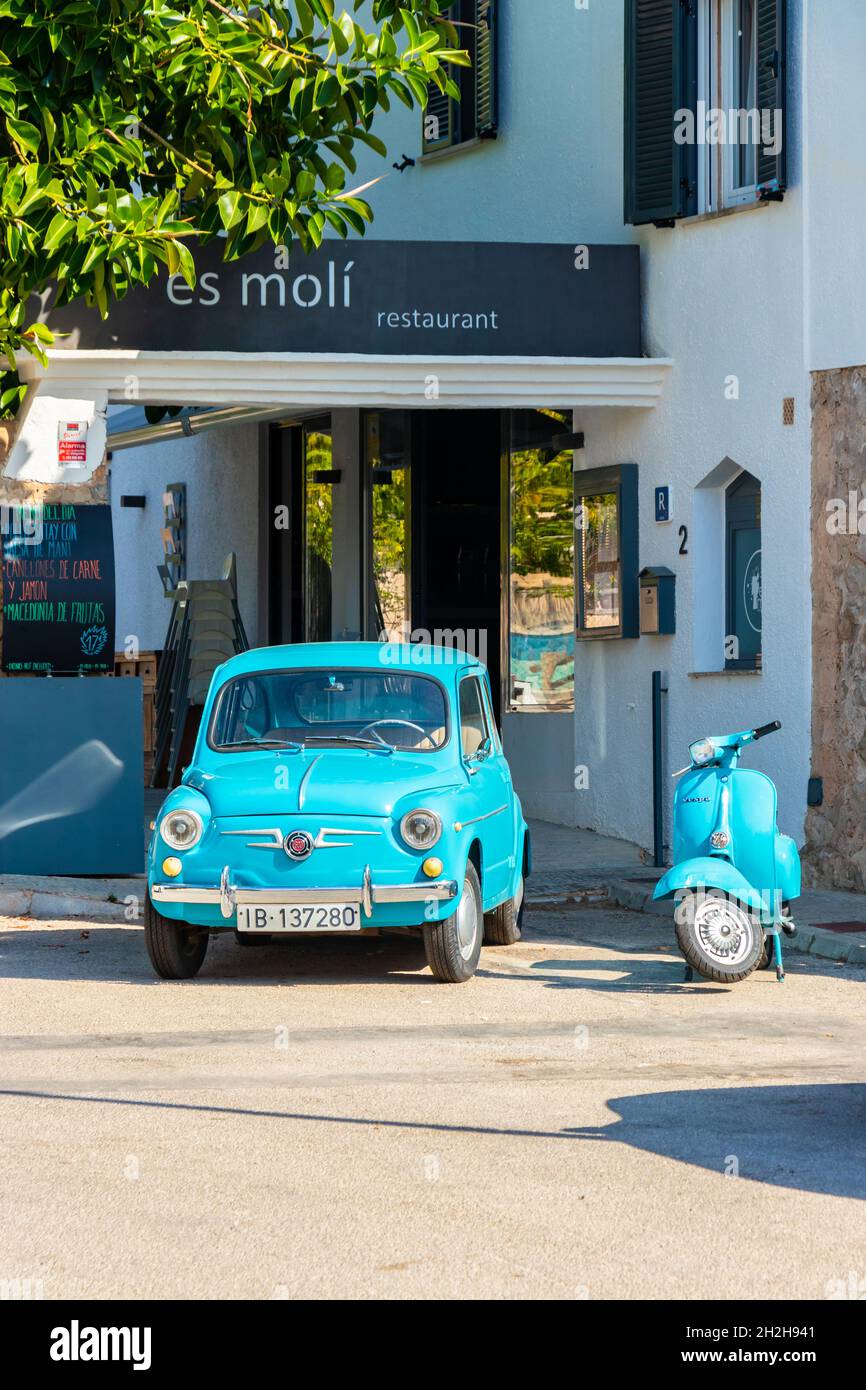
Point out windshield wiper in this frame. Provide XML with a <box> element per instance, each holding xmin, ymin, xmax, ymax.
<box><xmin>303</xmin><ymin>735</ymin><xmax>394</xmax><ymax>755</ymax></box>
<box><xmin>217</xmin><ymin>739</ymin><xmax>302</xmax><ymax>752</ymax></box>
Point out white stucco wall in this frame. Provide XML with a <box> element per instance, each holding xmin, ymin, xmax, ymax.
<box><xmin>344</xmin><ymin>1</ymin><xmax>813</xmax><ymax>852</ymax></box>
<box><xmin>108</xmin><ymin>421</ymin><xmax>260</xmax><ymax>654</ymax></box>
<box><xmin>805</xmin><ymin>0</ymin><xmax>866</xmax><ymax>372</ymax></box>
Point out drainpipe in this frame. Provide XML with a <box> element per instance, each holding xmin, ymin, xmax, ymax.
<box><xmin>652</xmin><ymin>670</ymin><xmax>669</xmax><ymax>868</ymax></box>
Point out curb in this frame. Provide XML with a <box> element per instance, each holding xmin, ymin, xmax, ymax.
<box><xmin>0</xmin><ymin>888</ymin><xmax>142</xmax><ymax>922</ymax></box>
<box><xmin>605</xmin><ymin>879</ymin><xmax>866</xmax><ymax>967</ymax></box>
<box><xmin>525</xmin><ymin>888</ymin><xmax>608</xmax><ymax>909</ymax></box>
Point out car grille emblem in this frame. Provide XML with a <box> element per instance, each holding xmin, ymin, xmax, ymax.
<box><xmin>284</xmin><ymin>830</ymin><xmax>314</xmax><ymax>861</ymax></box>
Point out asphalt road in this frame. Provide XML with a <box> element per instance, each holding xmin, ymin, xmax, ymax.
<box><xmin>1</xmin><ymin>904</ymin><xmax>865</xmax><ymax>1301</ymax></box>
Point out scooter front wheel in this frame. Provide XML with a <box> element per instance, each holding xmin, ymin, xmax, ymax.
<box><xmin>674</xmin><ymin>889</ymin><xmax>764</xmax><ymax>984</ymax></box>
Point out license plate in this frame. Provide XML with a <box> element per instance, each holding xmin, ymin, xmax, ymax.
<box><xmin>236</xmin><ymin>903</ymin><xmax>362</xmax><ymax>933</ymax></box>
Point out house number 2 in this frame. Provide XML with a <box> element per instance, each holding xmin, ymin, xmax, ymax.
<box><xmin>678</xmin><ymin>525</ymin><xmax>689</xmax><ymax>556</ymax></box>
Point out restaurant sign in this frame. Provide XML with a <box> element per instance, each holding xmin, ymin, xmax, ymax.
<box><xmin>36</xmin><ymin>241</ymin><xmax>642</xmax><ymax>359</ymax></box>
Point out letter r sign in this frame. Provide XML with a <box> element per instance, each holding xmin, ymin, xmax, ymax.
<box><xmin>655</xmin><ymin>486</ymin><xmax>671</xmax><ymax>524</ymax></box>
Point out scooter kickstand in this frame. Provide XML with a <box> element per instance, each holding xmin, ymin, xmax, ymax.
<box><xmin>773</xmin><ymin>929</ymin><xmax>785</xmax><ymax>983</ymax></box>
<box><xmin>684</xmin><ymin>964</ymin><xmax>694</xmax><ymax>983</ymax></box>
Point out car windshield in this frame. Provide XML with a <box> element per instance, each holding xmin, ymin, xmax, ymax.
<box><xmin>210</xmin><ymin>668</ymin><xmax>449</xmax><ymax>753</ymax></box>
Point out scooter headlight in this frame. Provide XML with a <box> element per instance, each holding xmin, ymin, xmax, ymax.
<box><xmin>689</xmin><ymin>738</ymin><xmax>717</xmax><ymax>768</ymax></box>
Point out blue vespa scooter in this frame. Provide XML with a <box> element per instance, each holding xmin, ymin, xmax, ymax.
<box><xmin>653</xmin><ymin>721</ymin><xmax>800</xmax><ymax>984</ymax></box>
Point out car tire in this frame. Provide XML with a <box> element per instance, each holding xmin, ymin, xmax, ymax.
<box><xmin>144</xmin><ymin>896</ymin><xmax>209</xmax><ymax>980</ymax></box>
<box><xmin>674</xmin><ymin>889</ymin><xmax>763</xmax><ymax>984</ymax></box>
<box><xmin>423</xmin><ymin>861</ymin><xmax>483</xmax><ymax>983</ymax></box>
<box><xmin>483</xmin><ymin>874</ymin><xmax>524</xmax><ymax>946</ymax></box>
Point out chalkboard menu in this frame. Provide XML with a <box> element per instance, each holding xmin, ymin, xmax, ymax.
<box><xmin>1</xmin><ymin>503</ymin><xmax>116</xmax><ymax>673</ymax></box>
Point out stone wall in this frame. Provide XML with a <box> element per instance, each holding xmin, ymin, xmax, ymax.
<box><xmin>803</xmin><ymin>365</ymin><xmax>866</xmax><ymax>889</ymax></box>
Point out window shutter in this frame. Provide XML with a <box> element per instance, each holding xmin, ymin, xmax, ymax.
<box><xmin>474</xmin><ymin>0</ymin><xmax>498</xmax><ymax>138</ymax></box>
<box><xmin>624</xmin><ymin>0</ymin><xmax>698</xmax><ymax>227</ymax></box>
<box><xmin>423</xmin><ymin>82</ymin><xmax>455</xmax><ymax>153</ymax></box>
<box><xmin>423</xmin><ymin>2</ymin><xmax>457</xmax><ymax>152</ymax></box>
<box><xmin>756</xmin><ymin>0</ymin><xmax>787</xmax><ymax>198</ymax></box>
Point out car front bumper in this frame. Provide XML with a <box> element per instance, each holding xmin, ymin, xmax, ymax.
<box><xmin>151</xmin><ymin>865</ymin><xmax>459</xmax><ymax>921</ymax></box>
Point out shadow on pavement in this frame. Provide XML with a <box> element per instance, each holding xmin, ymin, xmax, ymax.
<box><xmin>0</xmin><ymin>924</ymin><xmax>435</xmax><ymax>986</ymax></box>
<box><xmin>2</xmin><ymin>1083</ymin><xmax>864</xmax><ymax>1198</ymax></box>
<box><xmin>566</xmin><ymin>1082</ymin><xmax>866</xmax><ymax>1199</ymax></box>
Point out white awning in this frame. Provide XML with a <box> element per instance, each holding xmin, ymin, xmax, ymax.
<box><xmin>21</xmin><ymin>349</ymin><xmax>671</xmax><ymax>412</ymax></box>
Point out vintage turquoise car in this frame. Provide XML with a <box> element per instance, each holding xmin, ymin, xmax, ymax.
<box><xmin>145</xmin><ymin>642</ymin><xmax>530</xmax><ymax>983</ymax></box>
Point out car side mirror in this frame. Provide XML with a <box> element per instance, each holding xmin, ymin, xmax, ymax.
<box><xmin>464</xmin><ymin>736</ymin><xmax>493</xmax><ymax>772</ymax></box>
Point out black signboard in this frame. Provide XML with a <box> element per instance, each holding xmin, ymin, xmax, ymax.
<box><xmin>1</xmin><ymin>504</ymin><xmax>116</xmax><ymax>673</ymax></box>
<box><xmin>34</xmin><ymin>241</ymin><xmax>642</xmax><ymax>359</ymax></box>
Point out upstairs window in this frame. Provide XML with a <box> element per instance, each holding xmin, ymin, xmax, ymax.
<box><xmin>422</xmin><ymin>0</ymin><xmax>498</xmax><ymax>156</ymax></box>
<box><xmin>624</xmin><ymin>0</ymin><xmax>786</xmax><ymax>226</ymax></box>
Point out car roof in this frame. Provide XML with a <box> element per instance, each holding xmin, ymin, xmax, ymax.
<box><xmin>212</xmin><ymin>641</ymin><xmax>486</xmax><ymax>685</ymax></box>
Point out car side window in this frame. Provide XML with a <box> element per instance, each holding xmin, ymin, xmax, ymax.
<box><xmin>459</xmin><ymin>677</ymin><xmax>489</xmax><ymax>759</ymax></box>
<box><xmin>480</xmin><ymin>678</ymin><xmax>501</xmax><ymax>752</ymax></box>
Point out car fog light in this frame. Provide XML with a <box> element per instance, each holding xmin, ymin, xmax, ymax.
<box><xmin>162</xmin><ymin>857</ymin><xmax>183</xmax><ymax>877</ymax></box>
<box><xmin>422</xmin><ymin>857</ymin><xmax>443</xmax><ymax>879</ymax></box>
<box><xmin>710</xmin><ymin>831</ymin><xmax>730</xmax><ymax>849</ymax></box>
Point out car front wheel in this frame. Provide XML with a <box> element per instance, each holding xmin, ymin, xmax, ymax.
<box><xmin>423</xmin><ymin>861</ymin><xmax>483</xmax><ymax>983</ymax></box>
<box><xmin>144</xmin><ymin>896</ymin><xmax>209</xmax><ymax>980</ymax></box>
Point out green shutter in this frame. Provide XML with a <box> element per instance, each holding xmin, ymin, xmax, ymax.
<box><xmin>474</xmin><ymin>0</ymin><xmax>498</xmax><ymax>138</ymax></box>
<box><xmin>624</xmin><ymin>0</ymin><xmax>698</xmax><ymax>226</ymax></box>
<box><xmin>756</xmin><ymin>0</ymin><xmax>787</xmax><ymax>197</ymax></box>
<box><xmin>423</xmin><ymin>2</ymin><xmax>457</xmax><ymax>152</ymax></box>
<box><xmin>423</xmin><ymin>81</ymin><xmax>456</xmax><ymax>152</ymax></box>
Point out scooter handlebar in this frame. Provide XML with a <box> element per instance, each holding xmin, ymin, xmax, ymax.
<box><xmin>753</xmin><ymin>720</ymin><xmax>782</xmax><ymax>741</ymax></box>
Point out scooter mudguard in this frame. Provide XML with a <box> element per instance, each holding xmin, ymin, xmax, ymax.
<box><xmin>653</xmin><ymin>858</ymin><xmax>770</xmax><ymax>918</ymax></box>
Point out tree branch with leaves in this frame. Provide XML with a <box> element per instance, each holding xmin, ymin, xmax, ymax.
<box><xmin>0</xmin><ymin>0</ymin><xmax>468</xmax><ymax>414</ymax></box>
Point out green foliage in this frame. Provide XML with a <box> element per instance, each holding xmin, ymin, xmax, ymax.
<box><xmin>0</xmin><ymin>0</ymin><xmax>469</xmax><ymax>410</ymax></box>
<box><xmin>510</xmin><ymin>447</ymin><xmax>575</xmax><ymax>579</ymax></box>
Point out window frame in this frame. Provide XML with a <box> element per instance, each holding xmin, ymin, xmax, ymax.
<box><xmin>697</xmin><ymin>0</ymin><xmax>763</xmax><ymax>214</ymax></box>
<box><xmin>505</xmin><ymin>409</ymin><xmax>576</xmax><ymax>713</ymax></box>
<box><xmin>574</xmin><ymin>464</ymin><xmax>640</xmax><ymax>643</ymax></box>
<box><xmin>458</xmin><ymin>673</ymin><xmax>492</xmax><ymax>759</ymax></box>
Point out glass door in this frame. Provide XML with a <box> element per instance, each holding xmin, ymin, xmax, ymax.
<box><xmin>303</xmin><ymin>418</ymin><xmax>335</xmax><ymax>642</ymax></box>
<box><xmin>364</xmin><ymin>411</ymin><xmax>411</xmax><ymax>642</ymax></box>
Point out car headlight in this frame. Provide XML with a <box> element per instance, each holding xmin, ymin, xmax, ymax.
<box><xmin>160</xmin><ymin>808</ymin><xmax>204</xmax><ymax>851</ymax></box>
<box><xmin>400</xmin><ymin>808</ymin><xmax>442</xmax><ymax>851</ymax></box>
<box><xmin>689</xmin><ymin>738</ymin><xmax>716</xmax><ymax>768</ymax></box>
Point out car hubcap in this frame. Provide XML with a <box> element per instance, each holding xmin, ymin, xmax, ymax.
<box><xmin>695</xmin><ymin>898</ymin><xmax>755</xmax><ymax>967</ymax></box>
<box><xmin>455</xmin><ymin>879</ymin><xmax>479</xmax><ymax>960</ymax></box>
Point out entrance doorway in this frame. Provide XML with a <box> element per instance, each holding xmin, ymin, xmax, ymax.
<box><xmin>410</xmin><ymin>411</ymin><xmax>502</xmax><ymax>719</ymax></box>
<box><xmin>262</xmin><ymin>409</ymin><xmax>504</xmax><ymax>717</ymax></box>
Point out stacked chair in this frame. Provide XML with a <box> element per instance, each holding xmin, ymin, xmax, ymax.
<box><xmin>151</xmin><ymin>553</ymin><xmax>250</xmax><ymax>788</ymax></box>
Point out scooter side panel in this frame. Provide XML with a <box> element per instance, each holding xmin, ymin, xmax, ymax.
<box><xmin>672</xmin><ymin>770</ymin><xmax>722</xmax><ymax>862</ymax></box>
<box><xmin>728</xmin><ymin>769</ymin><xmax>779</xmax><ymax>906</ymax></box>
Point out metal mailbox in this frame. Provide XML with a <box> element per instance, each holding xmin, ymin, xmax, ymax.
<box><xmin>639</xmin><ymin>566</ymin><xmax>676</xmax><ymax>636</ymax></box>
